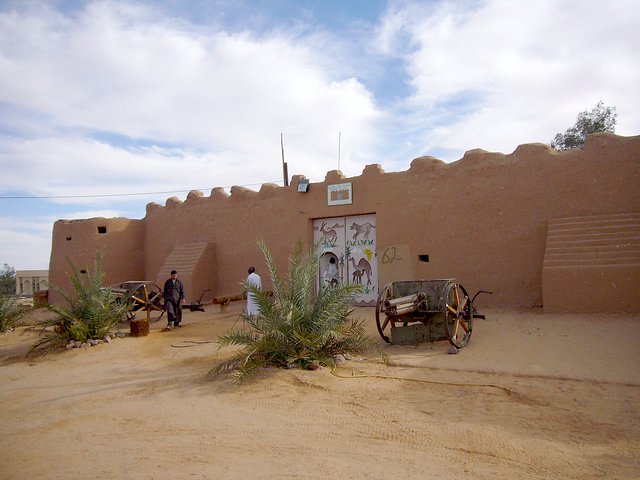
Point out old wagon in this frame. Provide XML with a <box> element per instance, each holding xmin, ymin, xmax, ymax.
<box><xmin>109</xmin><ymin>281</ymin><xmax>165</xmax><ymax>321</ymax></box>
<box><xmin>376</xmin><ymin>279</ymin><xmax>489</xmax><ymax>348</ymax></box>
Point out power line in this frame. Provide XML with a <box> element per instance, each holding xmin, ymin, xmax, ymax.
<box><xmin>0</xmin><ymin>180</ymin><xmax>288</xmax><ymax>199</ymax></box>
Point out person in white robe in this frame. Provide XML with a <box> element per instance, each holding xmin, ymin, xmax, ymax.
<box><xmin>246</xmin><ymin>266</ymin><xmax>262</xmax><ymax>316</ymax></box>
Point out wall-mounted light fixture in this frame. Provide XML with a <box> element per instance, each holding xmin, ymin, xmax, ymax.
<box><xmin>297</xmin><ymin>179</ymin><xmax>310</xmax><ymax>192</ymax></box>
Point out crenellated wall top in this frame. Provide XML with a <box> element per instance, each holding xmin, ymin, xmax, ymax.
<box><xmin>142</xmin><ymin>133</ymin><xmax>639</xmax><ymax>217</ymax></box>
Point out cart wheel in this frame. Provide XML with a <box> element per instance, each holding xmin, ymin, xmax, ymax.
<box><xmin>149</xmin><ymin>284</ymin><xmax>165</xmax><ymax>322</ymax></box>
<box><xmin>375</xmin><ymin>283</ymin><xmax>394</xmax><ymax>343</ymax></box>
<box><xmin>125</xmin><ymin>285</ymin><xmax>142</xmax><ymax>320</ymax></box>
<box><xmin>443</xmin><ymin>282</ymin><xmax>473</xmax><ymax>348</ymax></box>
<box><xmin>129</xmin><ymin>283</ymin><xmax>165</xmax><ymax>322</ymax></box>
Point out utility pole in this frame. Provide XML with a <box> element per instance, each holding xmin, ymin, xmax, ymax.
<box><xmin>281</xmin><ymin>132</ymin><xmax>289</xmax><ymax>187</ymax></box>
<box><xmin>338</xmin><ymin>131</ymin><xmax>341</xmax><ymax>171</ymax></box>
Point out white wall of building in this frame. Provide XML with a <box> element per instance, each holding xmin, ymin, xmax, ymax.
<box><xmin>15</xmin><ymin>270</ymin><xmax>49</xmax><ymax>296</ymax></box>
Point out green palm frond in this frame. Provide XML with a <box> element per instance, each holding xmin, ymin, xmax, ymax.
<box><xmin>29</xmin><ymin>253</ymin><xmax>129</xmax><ymax>355</ymax></box>
<box><xmin>257</xmin><ymin>239</ymin><xmax>285</xmax><ymax>302</ymax></box>
<box><xmin>212</xmin><ymin>240</ymin><xmax>377</xmax><ymax>382</ymax></box>
<box><xmin>285</xmin><ymin>243</ymin><xmax>317</xmax><ymax>310</ymax></box>
<box><xmin>0</xmin><ymin>295</ymin><xmax>30</xmax><ymax>332</ymax></box>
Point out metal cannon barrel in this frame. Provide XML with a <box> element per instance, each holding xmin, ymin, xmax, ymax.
<box><xmin>383</xmin><ymin>291</ymin><xmax>426</xmax><ymax>308</ymax></box>
<box><xmin>385</xmin><ymin>303</ymin><xmax>420</xmax><ymax>316</ymax></box>
<box><xmin>375</xmin><ymin>279</ymin><xmax>486</xmax><ymax>349</ymax></box>
<box><xmin>383</xmin><ymin>291</ymin><xmax>426</xmax><ymax>317</ymax></box>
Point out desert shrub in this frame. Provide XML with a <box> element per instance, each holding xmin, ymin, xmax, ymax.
<box><xmin>0</xmin><ymin>295</ymin><xmax>30</xmax><ymax>332</ymax></box>
<box><xmin>212</xmin><ymin>240</ymin><xmax>375</xmax><ymax>382</ymax></box>
<box><xmin>29</xmin><ymin>253</ymin><xmax>130</xmax><ymax>354</ymax></box>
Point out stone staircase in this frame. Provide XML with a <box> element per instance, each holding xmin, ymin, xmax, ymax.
<box><xmin>544</xmin><ymin>213</ymin><xmax>640</xmax><ymax>268</ymax></box>
<box><xmin>158</xmin><ymin>242</ymin><xmax>209</xmax><ymax>277</ymax></box>
<box><xmin>542</xmin><ymin>213</ymin><xmax>640</xmax><ymax>313</ymax></box>
<box><xmin>156</xmin><ymin>242</ymin><xmax>215</xmax><ymax>303</ymax></box>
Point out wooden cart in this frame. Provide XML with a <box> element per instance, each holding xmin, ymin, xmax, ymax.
<box><xmin>375</xmin><ymin>279</ymin><xmax>488</xmax><ymax>348</ymax></box>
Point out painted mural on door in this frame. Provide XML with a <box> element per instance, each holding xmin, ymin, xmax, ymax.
<box><xmin>313</xmin><ymin>214</ymin><xmax>377</xmax><ymax>306</ymax></box>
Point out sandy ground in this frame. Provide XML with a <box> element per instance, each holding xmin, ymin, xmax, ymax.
<box><xmin>0</xmin><ymin>303</ymin><xmax>638</xmax><ymax>480</ymax></box>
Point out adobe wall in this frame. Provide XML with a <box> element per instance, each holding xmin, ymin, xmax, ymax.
<box><xmin>49</xmin><ymin>217</ymin><xmax>145</xmax><ymax>304</ymax></box>
<box><xmin>48</xmin><ymin>133</ymin><xmax>640</xmax><ymax>311</ymax></box>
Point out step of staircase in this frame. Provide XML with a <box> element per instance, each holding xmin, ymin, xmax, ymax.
<box><xmin>544</xmin><ymin>214</ymin><xmax>640</xmax><ymax>269</ymax></box>
<box><xmin>548</xmin><ymin>212</ymin><xmax>640</xmax><ymax>228</ymax></box>
<box><xmin>158</xmin><ymin>242</ymin><xmax>208</xmax><ymax>275</ymax></box>
<box><xmin>542</xmin><ymin>212</ymin><xmax>640</xmax><ymax>313</ymax></box>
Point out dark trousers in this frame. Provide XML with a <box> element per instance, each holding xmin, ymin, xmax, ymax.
<box><xmin>165</xmin><ymin>300</ymin><xmax>182</xmax><ymax>326</ymax></box>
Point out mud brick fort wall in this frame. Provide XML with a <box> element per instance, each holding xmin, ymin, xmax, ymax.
<box><xmin>49</xmin><ymin>133</ymin><xmax>640</xmax><ymax>313</ymax></box>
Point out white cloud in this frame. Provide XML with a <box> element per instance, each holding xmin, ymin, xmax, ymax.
<box><xmin>49</xmin><ymin>209</ymin><xmax>124</xmax><ymax>220</ymax></box>
<box><xmin>0</xmin><ymin>215</ymin><xmax>53</xmax><ymax>234</ymax></box>
<box><xmin>0</xmin><ymin>209</ymin><xmax>128</xmax><ymax>270</ymax></box>
<box><xmin>0</xmin><ymin>225</ymin><xmax>52</xmax><ymax>270</ymax></box>
<box><xmin>377</xmin><ymin>0</ymin><xmax>640</xmax><ymax>159</ymax></box>
<box><xmin>0</xmin><ymin>1</ymin><xmax>382</xmax><ymax>197</ymax></box>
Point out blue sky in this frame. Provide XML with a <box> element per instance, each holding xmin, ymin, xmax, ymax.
<box><xmin>1</xmin><ymin>0</ymin><xmax>639</xmax><ymax>271</ymax></box>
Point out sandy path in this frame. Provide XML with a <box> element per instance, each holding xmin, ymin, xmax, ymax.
<box><xmin>0</xmin><ymin>304</ymin><xmax>638</xmax><ymax>479</ymax></box>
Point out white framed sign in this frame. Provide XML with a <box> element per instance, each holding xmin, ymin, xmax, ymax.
<box><xmin>327</xmin><ymin>182</ymin><xmax>352</xmax><ymax>206</ymax></box>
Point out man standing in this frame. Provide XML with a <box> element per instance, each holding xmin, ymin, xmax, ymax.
<box><xmin>246</xmin><ymin>266</ymin><xmax>262</xmax><ymax>317</ymax></box>
<box><xmin>163</xmin><ymin>269</ymin><xmax>185</xmax><ymax>329</ymax></box>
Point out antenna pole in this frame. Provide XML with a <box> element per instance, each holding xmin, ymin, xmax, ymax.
<box><xmin>281</xmin><ymin>132</ymin><xmax>289</xmax><ymax>187</ymax></box>
<box><xmin>338</xmin><ymin>131</ymin><xmax>341</xmax><ymax>171</ymax></box>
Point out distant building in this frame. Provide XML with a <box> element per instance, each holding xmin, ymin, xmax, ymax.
<box><xmin>15</xmin><ymin>270</ymin><xmax>49</xmax><ymax>297</ymax></box>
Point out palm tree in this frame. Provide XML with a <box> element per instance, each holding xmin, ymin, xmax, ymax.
<box><xmin>0</xmin><ymin>295</ymin><xmax>29</xmax><ymax>333</ymax></box>
<box><xmin>29</xmin><ymin>253</ymin><xmax>130</xmax><ymax>354</ymax></box>
<box><xmin>213</xmin><ymin>240</ymin><xmax>374</xmax><ymax>382</ymax></box>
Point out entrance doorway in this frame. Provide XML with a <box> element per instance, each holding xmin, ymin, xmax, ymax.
<box><xmin>313</xmin><ymin>214</ymin><xmax>377</xmax><ymax>306</ymax></box>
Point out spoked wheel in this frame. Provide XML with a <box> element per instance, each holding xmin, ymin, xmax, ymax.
<box><xmin>443</xmin><ymin>282</ymin><xmax>473</xmax><ymax>348</ymax></box>
<box><xmin>128</xmin><ymin>283</ymin><xmax>165</xmax><ymax>322</ymax></box>
<box><xmin>375</xmin><ymin>283</ymin><xmax>394</xmax><ymax>343</ymax></box>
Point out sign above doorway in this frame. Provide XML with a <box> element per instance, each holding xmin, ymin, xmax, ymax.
<box><xmin>327</xmin><ymin>182</ymin><xmax>352</xmax><ymax>206</ymax></box>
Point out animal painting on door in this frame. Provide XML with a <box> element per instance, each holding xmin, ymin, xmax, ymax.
<box><xmin>350</xmin><ymin>222</ymin><xmax>376</xmax><ymax>241</ymax></box>
<box><xmin>317</xmin><ymin>221</ymin><xmax>344</xmax><ymax>246</ymax></box>
<box><xmin>349</xmin><ymin>257</ymin><xmax>372</xmax><ymax>285</ymax></box>
<box><xmin>352</xmin><ymin>269</ymin><xmax>364</xmax><ymax>284</ymax></box>
<box><xmin>313</xmin><ymin>214</ymin><xmax>377</xmax><ymax>306</ymax></box>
